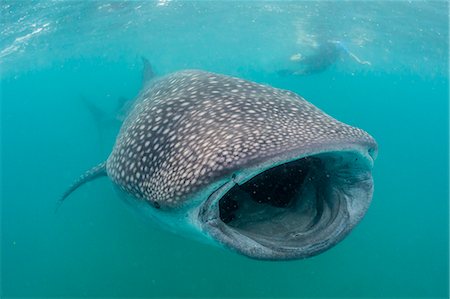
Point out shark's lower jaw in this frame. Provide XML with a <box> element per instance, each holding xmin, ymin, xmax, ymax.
<box><xmin>199</xmin><ymin>150</ymin><xmax>374</xmax><ymax>260</ymax></box>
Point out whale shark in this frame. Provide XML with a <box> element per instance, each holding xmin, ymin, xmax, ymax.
<box><xmin>61</xmin><ymin>66</ymin><xmax>377</xmax><ymax>260</ymax></box>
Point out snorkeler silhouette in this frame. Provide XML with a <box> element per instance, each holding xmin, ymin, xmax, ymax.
<box><xmin>278</xmin><ymin>40</ymin><xmax>371</xmax><ymax>76</ymax></box>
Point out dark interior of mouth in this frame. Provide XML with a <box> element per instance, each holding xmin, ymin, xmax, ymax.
<box><xmin>217</xmin><ymin>152</ymin><xmax>372</xmax><ymax>250</ymax></box>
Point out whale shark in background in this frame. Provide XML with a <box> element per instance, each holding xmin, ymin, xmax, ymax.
<box><xmin>60</xmin><ymin>61</ymin><xmax>377</xmax><ymax>260</ymax></box>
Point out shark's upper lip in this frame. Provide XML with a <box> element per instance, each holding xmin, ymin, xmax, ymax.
<box><xmin>198</xmin><ymin>148</ymin><xmax>374</xmax><ymax>260</ymax></box>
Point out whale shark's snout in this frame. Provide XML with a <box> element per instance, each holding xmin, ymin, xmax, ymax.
<box><xmin>61</xmin><ymin>69</ymin><xmax>377</xmax><ymax>260</ymax></box>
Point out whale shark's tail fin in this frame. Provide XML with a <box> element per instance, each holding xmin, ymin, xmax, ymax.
<box><xmin>81</xmin><ymin>95</ymin><xmax>121</xmax><ymax>129</ymax></box>
<box><xmin>80</xmin><ymin>95</ymin><xmax>106</xmax><ymax>125</ymax></box>
<box><xmin>57</xmin><ymin>161</ymin><xmax>107</xmax><ymax>211</ymax></box>
<box><xmin>116</xmin><ymin>96</ymin><xmax>134</xmax><ymax>122</ymax></box>
<box><xmin>80</xmin><ymin>95</ymin><xmax>122</xmax><ymax>155</ymax></box>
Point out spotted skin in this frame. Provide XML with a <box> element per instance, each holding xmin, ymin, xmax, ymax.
<box><xmin>106</xmin><ymin>70</ymin><xmax>375</xmax><ymax>208</ymax></box>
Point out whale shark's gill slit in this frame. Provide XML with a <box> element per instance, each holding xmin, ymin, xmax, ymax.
<box><xmin>216</xmin><ymin>151</ymin><xmax>372</xmax><ymax>252</ymax></box>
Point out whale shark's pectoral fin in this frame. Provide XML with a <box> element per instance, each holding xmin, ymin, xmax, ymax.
<box><xmin>56</xmin><ymin>161</ymin><xmax>107</xmax><ymax>211</ymax></box>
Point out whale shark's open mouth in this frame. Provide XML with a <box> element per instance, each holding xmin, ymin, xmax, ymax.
<box><xmin>199</xmin><ymin>150</ymin><xmax>374</xmax><ymax>260</ymax></box>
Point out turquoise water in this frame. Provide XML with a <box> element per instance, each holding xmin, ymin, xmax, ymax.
<box><xmin>1</xmin><ymin>1</ymin><xmax>448</xmax><ymax>298</ymax></box>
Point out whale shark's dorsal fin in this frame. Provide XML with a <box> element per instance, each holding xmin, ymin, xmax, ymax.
<box><xmin>141</xmin><ymin>56</ymin><xmax>155</xmax><ymax>88</ymax></box>
<box><xmin>56</xmin><ymin>161</ymin><xmax>107</xmax><ymax>211</ymax></box>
